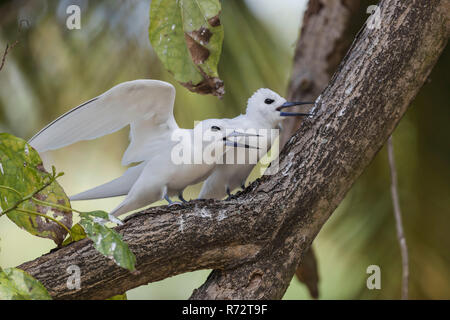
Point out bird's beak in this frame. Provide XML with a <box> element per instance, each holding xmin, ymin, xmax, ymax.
<box><xmin>227</xmin><ymin>130</ymin><xmax>260</xmax><ymax>138</ymax></box>
<box><xmin>276</xmin><ymin>101</ymin><xmax>314</xmax><ymax>117</ymax></box>
<box><xmin>223</xmin><ymin>131</ymin><xmax>259</xmax><ymax>149</ymax></box>
<box><xmin>224</xmin><ymin>140</ymin><xmax>259</xmax><ymax>149</ymax></box>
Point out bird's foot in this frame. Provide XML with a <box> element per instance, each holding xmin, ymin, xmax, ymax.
<box><xmin>165</xmin><ymin>194</ymin><xmax>183</xmax><ymax>206</ymax></box>
<box><xmin>108</xmin><ymin>214</ymin><xmax>124</xmax><ymax>225</ymax></box>
<box><xmin>168</xmin><ymin>201</ymin><xmax>183</xmax><ymax>207</ymax></box>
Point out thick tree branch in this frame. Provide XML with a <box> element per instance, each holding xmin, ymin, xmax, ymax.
<box><xmin>19</xmin><ymin>0</ymin><xmax>449</xmax><ymax>300</ymax></box>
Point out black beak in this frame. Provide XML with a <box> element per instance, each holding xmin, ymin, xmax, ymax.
<box><xmin>222</xmin><ymin>136</ymin><xmax>258</xmax><ymax>149</ymax></box>
<box><xmin>276</xmin><ymin>101</ymin><xmax>314</xmax><ymax>117</ymax></box>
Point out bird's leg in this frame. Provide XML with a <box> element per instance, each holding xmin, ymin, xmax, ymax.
<box><xmin>225</xmin><ymin>186</ymin><xmax>232</xmax><ymax>200</ymax></box>
<box><xmin>164</xmin><ymin>194</ymin><xmax>182</xmax><ymax>206</ymax></box>
<box><xmin>178</xmin><ymin>192</ymin><xmax>188</xmax><ymax>203</ymax></box>
<box><xmin>240</xmin><ymin>182</ymin><xmax>246</xmax><ymax>190</ymax></box>
<box><xmin>164</xmin><ymin>194</ymin><xmax>173</xmax><ymax>204</ymax></box>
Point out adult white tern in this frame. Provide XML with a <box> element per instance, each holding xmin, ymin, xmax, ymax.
<box><xmin>199</xmin><ymin>88</ymin><xmax>313</xmax><ymax>199</ymax></box>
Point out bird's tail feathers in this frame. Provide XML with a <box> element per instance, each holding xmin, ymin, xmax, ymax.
<box><xmin>69</xmin><ymin>162</ymin><xmax>146</xmax><ymax>201</ymax></box>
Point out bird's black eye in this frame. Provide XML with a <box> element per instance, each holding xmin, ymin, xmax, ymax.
<box><xmin>211</xmin><ymin>126</ymin><xmax>221</xmax><ymax>131</ymax></box>
<box><xmin>264</xmin><ymin>98</ymin><xmax>275</xmax><ymax>104</ymax></box>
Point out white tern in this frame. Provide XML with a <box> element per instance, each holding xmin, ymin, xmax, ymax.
<box><xmin>29</xmin><ymin>80</ymin><xmax>256</xmax><ymax>217</ymax></box>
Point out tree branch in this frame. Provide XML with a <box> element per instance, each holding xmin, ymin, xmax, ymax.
<box><xmin>0</xmin><ymin>40</ymin><xmax>18</xmax><ymax>72</ymax></box>
<box><xmin>18</xmin><ymin>0</ymin><xmax>449</xmax><ymax>299</ymax></box>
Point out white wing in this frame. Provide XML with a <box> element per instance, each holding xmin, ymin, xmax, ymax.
<box><xmin>29</xmin><ymin>79</ymin><xmax>178</xmax><ymax>165</ymax></box>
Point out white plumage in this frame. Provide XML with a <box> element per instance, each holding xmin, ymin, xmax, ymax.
<box><xmin>29</xmin><ymin>80</ymin><xmax>255</xmax><ymax>217</ymax></box>
<box><xmin>199</xmin><ymin>88</ymin><xmax>313</xmax><ymax>199</ymax></box>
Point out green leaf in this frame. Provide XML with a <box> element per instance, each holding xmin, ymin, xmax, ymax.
<box><xmin>0</xmin><ymin>268</ymin><xmax>52</xmax><ymax>300</ymax></box>
<box><xmin>0</xmin><ymin>133</ymin><xmax>72</xmax><ymax>246</ymax></box>
<box><xmin>62</xmin><ymin>223</ymin><xmax>87</xmax><ymax>246</ymax></box>
<box><xmin>149</xmin><ymin>0</ymin><xmax>224</xmax><ymax>97</ymax></box>
<box><xmin>79</xmin><ymin>211</ymin><xmax>136</xmax><ymax>272</ymax></box>
<box><xmin>107</xmin><ymin>293</ymin><xmax>128</xmax><ymax>300</ymax></box>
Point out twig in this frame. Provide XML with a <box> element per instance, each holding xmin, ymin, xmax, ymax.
<box><xmin>0</xmin><ymin>173</ymin><xmax>61</xmax><ymax>217</ymax></box>
<box><xmin>387</xmin><ymin>136</ymin><xmax>409</xmax><ymax>300</ymax></box>
<box><xmin>0</xmin><ymin>185</ymin><xmax>23</xmax><ymax>197</ymax></box>
<box><xmin>0</xmin><ymin>40</ymin><xmax>19</xmax><ymax>72</ymax></box>
<box><xmin>32</xmin><ymin>197</ymin><xmax>74</xmax><ymax>213</ymax></box>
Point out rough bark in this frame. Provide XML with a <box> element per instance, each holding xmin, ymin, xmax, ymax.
<box><xmin>18</xmin><ymin>0</ymin><xmax>449</xmax><ymax>300</ymax></box>
<box><xmin>281</xmin><ymin>0</ymin><xmax>363</xmax><ymax>298</ymax></box>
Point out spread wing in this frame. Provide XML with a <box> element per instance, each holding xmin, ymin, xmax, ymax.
<box><xmin>29</xmin><ymin>79</ymin><xmax>178</xmax><ymax>165</ymax></box>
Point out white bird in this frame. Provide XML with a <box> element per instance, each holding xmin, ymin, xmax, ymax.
<box><xmin>198</xmin><ymin>88</ymin><xmax>313</xmax><ymax>199</ymax></box>
<box><xmin>29</xmin><ymin>80</ymin><xmax>255</xmax><ymax>217</ymax></box>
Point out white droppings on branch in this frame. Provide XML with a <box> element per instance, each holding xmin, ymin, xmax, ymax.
<box><xmin>282</xmin><ymin>152</ymin><xmax>295</xmax><ymax>176</ymax></box>
<box><xmin>345</xmin><ymin>84</ymin><xmax>354</xmax><ymax>95</ymax></box>
<box><xmin>308</xmin><ymin>95</ymin><xmax>321</xmax><ymax>119</ymax></box>
<box><xmin>338</xmin><ymin>108</ymin><xmax>346</xmax><ymax>117</ymax></box>
<box><xmin>199</xmin><ymin>208</ymin><xmax>212</xmax><ymax>218</ymax></box>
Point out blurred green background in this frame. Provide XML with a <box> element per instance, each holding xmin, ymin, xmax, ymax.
<box><xmin>0</xmin><ymin>0</ymin><xmax>448</xmax><ymax>299</ymax></box>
